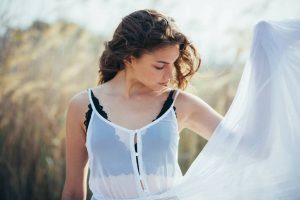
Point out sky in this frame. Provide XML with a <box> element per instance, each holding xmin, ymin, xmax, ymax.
<box><xmin>1</xmin><ymin>0</ymin><xmax>300</xmax><ymax>67</ymax></box>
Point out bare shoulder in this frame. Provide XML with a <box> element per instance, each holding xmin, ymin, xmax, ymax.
<box><xmin>174</xmin><ymin>89</ymin><xmax>223</xmax><ymax>139</ymax></box>
<box><xmin>68</xmin><ymin>89</ymin><xmax>90</xmax><ymax>111</ymax></box>
<box><xmin>67</xmin><ymin>89</ymin><xmax>91</xmax><ymax>132</ymax></box>
<box><xmin>174</xmin><ymin>89</ymin><xmax>206</xmax><ymax>120</ymax></box>
<box><xmin>176</xmin><ymin>89</ymin><xmax>208</xmax><ymax>108</ymax></box>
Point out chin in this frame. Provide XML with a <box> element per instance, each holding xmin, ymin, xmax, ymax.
<box><xmin>152</xmin><ymin>84</ymin><xmax>169</xmax><ymax>92</ymax></box>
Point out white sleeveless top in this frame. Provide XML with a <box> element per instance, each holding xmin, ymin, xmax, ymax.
<box><xmin>86</xmin><ymin>88</ymin><xmax>182</xmax><ymax>200</ymax></box>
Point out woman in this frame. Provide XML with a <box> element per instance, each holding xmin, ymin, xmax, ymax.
<box><xmin>61</xmin><ymin>9</ymin><xmax>223</xmax><ymax>200</ymax></box>
<box><xmin>62</xmin><ymin>9</ymin><xmax>300</xmax><ymax>200</ymax></box>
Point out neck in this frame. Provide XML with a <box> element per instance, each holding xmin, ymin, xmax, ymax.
<box><xmin>108</xmin><ymin>69</ymin><xmax>159</xmax><ymax>100</ymax></box>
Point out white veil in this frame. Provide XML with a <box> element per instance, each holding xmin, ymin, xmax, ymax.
<box><xmin>155</xmin><ymin>19</ymin><xmax>300</xmax><ymax>200</ymax></box>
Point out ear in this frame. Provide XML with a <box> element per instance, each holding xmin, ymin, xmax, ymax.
<box><xmin>124</xmin><ymin>55</ymin><xmax>136</xmax><ymax>65</ymax></box>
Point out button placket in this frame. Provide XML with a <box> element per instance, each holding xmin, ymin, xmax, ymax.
<box><xmin>130</xmin><ymin>129</ymin><xmax>147</xmax><ymax>196</ymax></box>
<box><xmin>136</xmin><ymin>130</ymin><xmax>150</xmax><ymax>194</ymax></box>
<box><xmin>131</xmin><ymin>129</ymin><xmax>150</xmax><ymax>196</ymax></box>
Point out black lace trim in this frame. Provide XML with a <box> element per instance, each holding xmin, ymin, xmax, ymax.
<box><xmin>83</xmin><ymin>104</ymin><xmax>93</xmax><ymax>131</ymax></box>
<box><xmin>151</xmin><ymin>90</ymin><xmax>175</xmax><ymax>122</ymax></box>
<box><xmin>90</xmin><ymin>90</ymin><xmax>110</xmax><ymax>121</ymax></box>
<box><xmin>84</xmin><ymin>90</ymin><xmax>177</xmax><ymax>132</ymax></box>
<box><xmin>173</xmin><ymin>105</ymin><xmax>177</xmax><ymax>118</ymax></box>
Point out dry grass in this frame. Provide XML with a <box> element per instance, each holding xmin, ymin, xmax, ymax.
<box><xmin>0</xmin><ymin>20</ymin><xmax>244</xmax><ymax>200</ymax></box>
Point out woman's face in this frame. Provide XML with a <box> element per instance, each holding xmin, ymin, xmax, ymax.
<box><xmin>128</xmin><ymin>44</ymin><xmax>180</xmax><ymax>91</ymax></box>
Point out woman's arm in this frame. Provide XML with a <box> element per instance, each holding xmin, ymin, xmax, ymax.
<box><xmin>61</xmin><ymin>92</ymin><xmax>89</xmax><ymax>200</ymax></box>
<box><xmin>179</xmin><ymin>91</ymin><xmax>223</xmax><ymax>140</ymax></box>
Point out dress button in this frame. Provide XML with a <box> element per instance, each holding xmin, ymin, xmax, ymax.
<box><xmin>135</xmin><ymin>152</ymin><xmax>139</xmax><ymax>156</ymax></box>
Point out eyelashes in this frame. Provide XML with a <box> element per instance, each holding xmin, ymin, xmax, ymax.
<box><xmin>154</xmin><ymin>64</ymin><xmax>175</xmax><ymax>70</ymax></box>
<box><xmin>155</xmin><ymin>66</ymin><xmax>164</xmax><ymax>70</ymax></box>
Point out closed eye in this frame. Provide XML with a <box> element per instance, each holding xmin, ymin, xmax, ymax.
<box><xmin>154</xmin><ymin>66</ymin><xmax>164</xmax><ymax>70</ymax></box>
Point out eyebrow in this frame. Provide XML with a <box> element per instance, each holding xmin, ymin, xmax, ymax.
<box><xmin>156</xmin><ymin>61</ymin><xmax>170</xmax><ymax>64</ymax></box>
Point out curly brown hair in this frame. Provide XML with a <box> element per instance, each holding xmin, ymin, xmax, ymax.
<box><xmin>97</xmin><ymin>9</ymin><xmax>201</xmax><ymax>90</ymax></box>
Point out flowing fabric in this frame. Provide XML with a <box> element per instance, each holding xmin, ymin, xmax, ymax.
<box><xmin>89</xmin><ymin>19</ymin><xmax>300</xmax><ymax>200</ymax></box>
<box><xmin>153</xmin><ymin>19</ymin><xmax>300</xmax><ymax>200</ymax></box>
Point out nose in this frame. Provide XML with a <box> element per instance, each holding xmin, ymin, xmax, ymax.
<box><xmin>163</xmin><ymin>65</ymin><xmax>173</xmax><ymax>82</ymax></box>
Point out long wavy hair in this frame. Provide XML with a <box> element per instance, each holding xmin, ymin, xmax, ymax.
<box><xmin>98</xmin><ymin>9</ymin><xmax>201</xmax><ymax>90</ymax></box>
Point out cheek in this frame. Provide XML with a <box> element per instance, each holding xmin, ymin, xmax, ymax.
<box><xmin>147</xmin><ymin>69</ymin><xmax>162</xmax><ymax>82</ymax></box>
<box><xmin>136</xmin><ymin>65</ymin><xmax>161</xmax><ymax>81</ymax></box>
<box><xmin>147</xmin><ymin>70</ymin><xmax>159</xmax><ymax>79</ymax></box>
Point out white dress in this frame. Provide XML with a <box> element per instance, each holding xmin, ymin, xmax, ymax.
<box><xmin>87</xmin><ymin>19</ymin><xmax>300</xmax><ymax>200</ymax></box>
<box><xmin>86</xmin><ymin>89</ymin><xmax>183</xmax><ymax>200</ymax></box>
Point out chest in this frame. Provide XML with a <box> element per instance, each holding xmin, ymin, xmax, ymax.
<box><xmin>87</xmin><ymin>109</ymin><xmax>180</xmax><ymax>152</ymax></box>
<box><xmin>94</xmin><ymin>91</ymin><xmax>182</xmax><ymax>130</ymax></box>
<box><xmin>104</xmin><ymin>99</ymin><xmax>163</xmax><ymax>130</ymax></box>
<box><xmin>83</xmin><ymin>88</ymin><xmax>186</xmax><ymax>134</ymax></box>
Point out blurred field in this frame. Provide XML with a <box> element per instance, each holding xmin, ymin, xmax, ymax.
<box><xmin>0</xmin><ymin>20</ymin><xmax>243</xmax><ymax>200</ymax></box>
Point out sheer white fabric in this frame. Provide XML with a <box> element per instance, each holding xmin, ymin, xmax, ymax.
<box><xmin>87</xmin><ymin>19</ymin><xmax>300</xmax><ymax>200</ymax></box>
<box><xmin>158</xmin><ymin>19</ymin><xmax>300</xmax><ymax>200</ymax></box>
<box><xmin>86</xmin><ymin>89</ymin><xmax>183</xmax><ymax>200</ymax></box>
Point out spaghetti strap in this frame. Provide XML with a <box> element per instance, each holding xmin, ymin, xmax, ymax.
<box><xmin>87</xmin><ymin>88</ymin><xmax>110</xmax><ymax>120</ymax></box>
<box><xmin>87</xmin><ymin>88</ymin><xmax>101</xmax><ymax>113</ymax></box>
<box><xmin>87</xmin><ymin>88</ymin><xmax>94</xmax><ymax>104</ymax></box>
<box><xmin>172</xmin><ymin>89</ymin><xmax>180</xmax><ymax>104</ymax></box>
